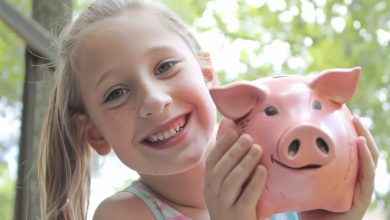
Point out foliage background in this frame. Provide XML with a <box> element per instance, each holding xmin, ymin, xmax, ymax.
<box><xmin>0</xmin><ymin>0</ymin><xmax>389</xmax><ymax>219</ymax></box>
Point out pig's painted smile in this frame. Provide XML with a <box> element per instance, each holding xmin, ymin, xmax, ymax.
<box><xmin>271</xmin><ymin>154</ymin><xmax>322</xmax><ymax>170</ymax></box>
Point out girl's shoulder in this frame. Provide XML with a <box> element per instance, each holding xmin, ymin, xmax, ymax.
<box><xmin>92</xmin><ymin>191</ymin><xmax>154</xmax><ymax>220</ymax></box>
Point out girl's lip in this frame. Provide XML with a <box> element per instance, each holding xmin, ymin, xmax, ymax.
<box><xmin>140</xmin><ymin>112</ymin><xmax>190</xmax><ymax>142</ymax></box>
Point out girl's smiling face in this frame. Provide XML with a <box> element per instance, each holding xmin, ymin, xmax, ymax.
<box><xmin>76</xmin><ymin>10</ymin><xmax>216</xmax><ymax>175</ymax></box>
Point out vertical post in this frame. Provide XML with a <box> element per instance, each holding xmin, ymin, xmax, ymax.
<box><xmin>13</xmin><ymin>0</ymin><xmax>71</xmax><ymax>219</ymax></box>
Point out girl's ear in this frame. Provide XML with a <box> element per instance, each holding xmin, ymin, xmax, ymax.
<box><xmin>199</xmin><ymin>51</ymin><xmax>217</xmax><ymax>87</ymax></box>
<box><xmin>202</xmin><ymin>66</ymin><xmax>216</xmax><ymax>87</ymax></box>
<box><xmin>73</xmin><ymin>114</ymin><xmax>111</xmax><ymax>155</ymax></box>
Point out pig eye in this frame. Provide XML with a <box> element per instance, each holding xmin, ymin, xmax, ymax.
<box><xmin>265</xmin><ymin>106</ymin><xmax>278</xmax><ymax>116</ymax></box>
<box><xmin>313</xmin><ymin>100</ymin><xmax>322</xmax><ymax>110</ymax></box>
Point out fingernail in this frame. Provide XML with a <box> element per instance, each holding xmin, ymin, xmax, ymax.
<box><xmin>256</xmin><ymin>165</ymin><xmax>265</xmax><ymax>176</ymax></box>
<box><xmin>250</xmin><ymin>144</ymin><xmax>260</xmax><ymax>156</ymax></box>
<box><xmin>239</xmin><ymin>134</ymin><xmax>251</xmax><ymax>147</ymax></box>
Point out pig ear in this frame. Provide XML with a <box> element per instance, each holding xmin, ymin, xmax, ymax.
<box><xmin>310</xmin><ymin>67</ymin><xmax>361</xmax><ymax>104</ymax></box>
<box><xmin>210</xmin><ymin>82</ymin><xmax>266</xmax><ymax>120</ymax></box>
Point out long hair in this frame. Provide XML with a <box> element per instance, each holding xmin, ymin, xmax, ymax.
<box><xmin>38</xmin><ymin>0</ymin><xmax>203</xmax><ymax>219</ymax></box>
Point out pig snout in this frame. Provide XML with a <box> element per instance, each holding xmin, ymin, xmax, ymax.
<box><xmin>273</xmin><ymin>124</ymin><xmax>335</xmax><ymax>170</ymax></box>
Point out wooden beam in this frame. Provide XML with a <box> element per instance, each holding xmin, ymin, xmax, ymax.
<box><xmin>12</xmin><ymin>0</ymin><xmax>71</xmax><ymax>218</ymax></box>
<box><xmin>0</xmin><ymin>0</ymin><xmax>57</xmax><ymax>60</ymax></box>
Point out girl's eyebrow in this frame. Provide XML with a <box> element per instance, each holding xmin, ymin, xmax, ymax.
<box><xmin>144</xmin><ymin>45</ymin><xmax>178</xmax><ymax>56</ymax></box>
<box><xmin>95</xmin><ymin>68</ymin><xmax>117</xmax><ymax>91</ymax></box>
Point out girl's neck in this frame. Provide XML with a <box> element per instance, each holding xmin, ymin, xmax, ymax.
<box><xmin>139</xmin><ymin>161</ymin><xmax>210</xmax><ymax>220</ymax></box>
<box><xmin>139</xmin><ymin>128</ymin><xmax>217</xmax><ymax>210</ymax></box>
<box><xmin>139</xmin><ymin>160</ymin><xmax>206</xmax><ymax>209</ymax></box>
<box><xmin>138</xmin><ymin>129</ymin><xmax>216</xmax><ymax>219</ymax></box>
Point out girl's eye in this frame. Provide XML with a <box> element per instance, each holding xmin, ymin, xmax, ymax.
<box><xmin>265</xmin><ymin>106</ymin><xmax>278</xmax><ymax>116</ymax></box>
<box><xmin>105</xmin><ymin>88</ymin><xmax>129</xmax><ymax>102</ymax></box>
<box><xmin>155</xmin><ymin>60</ymin><xmax>179</xmax><ymax>75</ymax></box>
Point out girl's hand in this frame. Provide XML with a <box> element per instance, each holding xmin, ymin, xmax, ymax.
<box><xmin>299</xmin><ymin>115</ymin><xmax>379</xmax><ymax>220</ymax></box>
<box><xmin>204</xmin><ymin>129</ymin><xmax>267</xmax><ymax>220</ymax></box>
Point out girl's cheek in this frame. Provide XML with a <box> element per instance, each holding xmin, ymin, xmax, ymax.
<box><xmin>105</xmin><ymin>104</ymin><xmax>136</xmax><ymax>121</ymax></box>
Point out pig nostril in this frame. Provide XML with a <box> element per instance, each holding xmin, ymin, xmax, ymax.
<box><xmin>316</xmin><ymin>138</ymin><xmax>329</xmax><ymax>155</ymax></box>
<box><xmin>288</xmin><ymin>139</ymin><xmax>300</xmax><ymax>157</ymax></box>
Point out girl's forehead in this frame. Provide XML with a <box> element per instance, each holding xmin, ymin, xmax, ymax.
<box><xmin>93</xmin><ymin>9</ymin><xmax>168</xmax><ymax>34</ymax></box>
<box><xmin>77</xmin><ymin>11</ymin><xmax>174</xmax><ymax>50</ymax></box>
<box><xmin>81</xmin><ymin>13</ymin><xmax>183</xmax><ymax>49</ymax></box>
<box><xmin>75</xmin><ymin>10</ymin><xmax>191</xmax><ymax>74</ymax></box>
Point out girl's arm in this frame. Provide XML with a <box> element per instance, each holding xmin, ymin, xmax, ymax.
<box><xmin>204</xmin><ymin>130</ymin><xmax>267</xmax><ymax>220</ymax></box>
<box><xmin>299</xmin><ymin>116</ymin><xmax>379</xmax><ymax>220</ymax></box>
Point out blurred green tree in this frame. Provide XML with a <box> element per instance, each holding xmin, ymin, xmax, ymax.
<box><xmin>0</xmin><ymin>163</ymin><xmax>14</xmax><ymax>220</ymax></box>
<box><xmin>0</xmin><ymin>1</ymin><xmax>30</xmax><ymax>219</ymax></box>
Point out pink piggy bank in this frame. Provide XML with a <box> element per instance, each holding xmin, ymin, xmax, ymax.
<box><xmin>210</xmin><ymin>67</ymin><xmax>361</xmax><ymax>218</ymax></box>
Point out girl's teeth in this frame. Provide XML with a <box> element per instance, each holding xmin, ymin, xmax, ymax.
<box><xmin>146</xmin><ymin>116</ymin><xmax>187</xmax><ymax>143</ymax></box>
<box><xmin>175</xmin><ymin>126</ymin><xmax>180</xmax><ymax>132</ymax></box>
<box><xmin>163</xmin><ymin>131</ymin><xmax>171</xmax><ymax>139</ymax></box>
<box><xmin>148</xmin><ymin>128</ymin><xmax>177</xmax><ymax>143</ymax></box>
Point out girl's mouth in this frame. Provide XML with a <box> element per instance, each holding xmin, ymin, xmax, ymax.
<box><xmin>143</xmin><ymin>113</ymin><xmax>190</xmax><ymax>145</ymax></box>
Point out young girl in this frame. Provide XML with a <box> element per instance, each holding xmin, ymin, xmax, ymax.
<box><xmin>38</xmin><ymin>0</ymin><xmax>378</xmax><ymax>220</ymax></box>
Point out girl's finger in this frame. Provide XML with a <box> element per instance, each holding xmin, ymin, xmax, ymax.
<box><xmin>221</xmin><ymin>144</ymin><xmax>263</xmax><ymax>206</ymax></box>
<box><xmin>210</xmin><ymin>134</ymin><xmax>253</xmax><ymax>195</ymax></box>
<box><xmin>354</xmin><ymin>136</ymin><xmax>375</xmax><ymax>206</ymax></box>
<box><xmin>353</xmin><ymin>115</ymin><xmax>379</xmax><ymax>166</ymax></box>
<box><xmin>237</xmin><ymin>165</ymin><xmax>267</xmax><ymax>208</ymax></box>
<box><xmin>205</xmin><ymin>129</ymin><xmax>238</xmax><ymax>171</ymax></box>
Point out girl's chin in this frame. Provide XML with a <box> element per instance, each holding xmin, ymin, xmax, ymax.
<box><xmin>138</xmin><ymin>156</ymin><xmax>204</xmax><ymax>176</ymax></box>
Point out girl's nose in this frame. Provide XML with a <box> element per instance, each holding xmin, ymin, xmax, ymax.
<box><xmin>138</xmin><ymin>87</ymin><xmax>172</xmax><ymax>118</ymax></box>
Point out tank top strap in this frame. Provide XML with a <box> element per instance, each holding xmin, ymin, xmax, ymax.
<box><xmin>269</xmin><ymin>212</ymin><xmax>299</xmax><ymax>220</ymax></box>
<box><xmin>123</xmin><ymin>180</ymin><xmax>191</xmax><ymax>220</ymax></box>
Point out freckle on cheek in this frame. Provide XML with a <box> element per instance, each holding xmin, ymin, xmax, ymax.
<box><xmin>111</xmin><ymin>107</ymin><xmax>134</xmax><ymax>121</ymax></box>
<box><xmin>121</xmin><ymin>110</ymin><xmax>133</xmax><ymax>119</ymax></box>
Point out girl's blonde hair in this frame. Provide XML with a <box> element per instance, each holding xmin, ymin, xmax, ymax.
<box><xmin>38</xmin><ymin>0</ymin><xmax>203</xmax><ymax>219</ymax></box>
